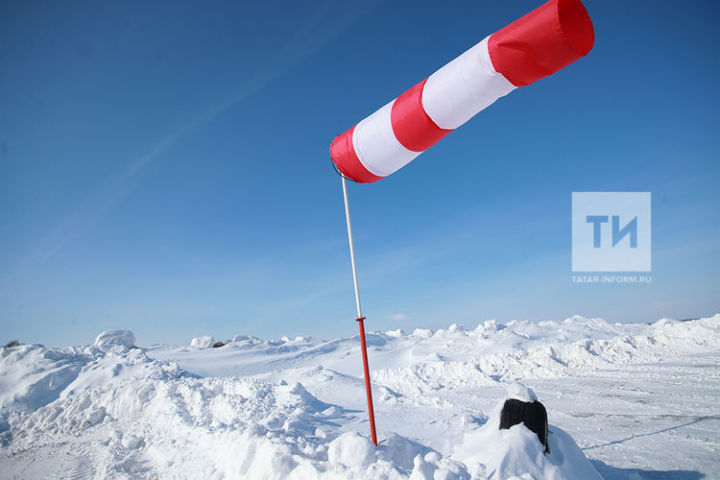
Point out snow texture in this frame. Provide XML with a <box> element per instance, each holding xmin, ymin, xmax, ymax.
<box><xmin>190</xmin><ymin>335</ymin><xmax>215</xmax><ymax>349</ymax></box>
<box><xmin>505</xmin><ymin>383</ymin><xmax>537</xmax><ymax>403</ymax></box>
<box><xmin>94</xmin><ymin>329</ymin><xmax>136</xmax><ymax>352</ymax></box>
<box><xmin>1</xmin><ymin>314</ymin><xmax>719</xmax><ymax>479</ymax></box>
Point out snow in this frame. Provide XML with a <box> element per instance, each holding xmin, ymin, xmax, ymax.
<box><xmin>505</xmin><ymin>383</ymin><xmax>537</xmax><ymax>403</ymax></box>
<box><xmin>94</xmin><ymin>330</ymin><xmax>136</xmax><ymax>352</ymax></box>
<box><xmin>1</xmin><ymin>314</ymin><xmax>719</xmax><ymax>479</ymax></box>
<box><xmin>453</xmin><ymin>387</ymin><xmax>599</xmax><ymax>480</ymax></box>
<box><xmin>190</xmin><ymin>335</ymin><xmax>215</xmax><ymax>349</ymax></box>
<box><xmin>328</xmin><ymin>432</ymin><xmax>376</xmax><ymax>470</ymax></box>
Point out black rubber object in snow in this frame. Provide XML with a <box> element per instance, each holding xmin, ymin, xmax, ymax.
<box><xmin>499</xmin><ymin>399</ymin><xmax>549</xmax><ymax>453</ymax></box>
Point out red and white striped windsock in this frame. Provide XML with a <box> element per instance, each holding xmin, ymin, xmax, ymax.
<box><xmin>330</xmin><ymin>0</ymin><xmax>594</xmax><ymax>183</ymax></box>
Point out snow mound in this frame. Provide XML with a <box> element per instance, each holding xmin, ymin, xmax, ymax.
<box><xmin>190</xmin><ymin>335</ymin><xmax>215</xmax><ymax>349</ymax></box>
<box><xmin>385</xmin><ymin>329</ymin><xmax>405</xmax><ymax>338</ymax></box>
<box><xmin>455</xmin><ymin>421</ymin><xmax>601</xmax><ymax>480</ymax></box>
<box><xmin>0</xmin><ymin>335</ymin><xmax>185</xmax><ymax>424</ymax></box>
<box><xmin>506</xmin><ymin>382</ymin><xmax>537</xmax><ymax>402</ymax></box>
<box><xmin>94</xmin><ymin>330</ymin><xmax>135</xmax><ymax>352</ymax></box>
<box><xmin>0</xmin><ymin>343</ymin><xmax>86</xmax><ymax>415</ymax></box>
<box><xmin>328</xmin><ymin>431</ymin><xmax>376</xmax><ymax>469</ymax></box>
<box><xmin>1</xmin><ymin>315</ymin><xmax>719</xmax><ymax>478</ymax></box>
<box><xmin>5</xmin><ymin>373</ymin><xmax>464</xmax><ymax>479</ymax></box>
<box><xmin>454</xmin><ymin>396</ymin><xmax>601</xmax><ymax>480</ymax></box>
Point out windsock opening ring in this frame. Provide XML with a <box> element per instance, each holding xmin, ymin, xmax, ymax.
<box><xmin>489</xmin><ymin>0</ymin><xmax>594</xmax><ymax>87</ymax></box>
<box><xmin>559</xmin><ymin>0</ymin><xmax>594</xmax><ymax>57</ymax></box>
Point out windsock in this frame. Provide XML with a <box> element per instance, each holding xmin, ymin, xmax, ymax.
<box><xmin>330</xmin><ymin>0</ymin><xmax>594</xmax><ymax>183</ymax></box>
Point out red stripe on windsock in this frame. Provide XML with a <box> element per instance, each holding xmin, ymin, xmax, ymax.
<box><xmin>391</xmin><ymin>79</ymin><xmax>452</xmax><ymax>152</ymax></box>
<box><xmin>330</xmin><ymin>126</ymin><xmax>384</xmax><ymax>183</ymax></box>
<box><xmin>488</xmin><ymin>0</ymin><xmax>594</xmax><ymax>87</ymax></box>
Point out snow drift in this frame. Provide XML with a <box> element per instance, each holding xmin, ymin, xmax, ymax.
<box><xmin>1</xmin><ymin>315</ymin><xmax>719</xmax><ymax>479</ymax></box>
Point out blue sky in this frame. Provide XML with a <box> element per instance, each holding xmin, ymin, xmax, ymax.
<box><xmin>1</xmin><ymin>0</ymin><xmax>718</xmax><ymax>347</ymax></box>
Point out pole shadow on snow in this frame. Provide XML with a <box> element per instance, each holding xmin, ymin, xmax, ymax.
<box><xmin>590</xmin><ymin>460</ymin><xmax>705</xmax><ymax>480</ymax></box>
<box><xmin>584</xmin><ymin>416</ymin><xmax>719</xmax><ymax>480</ymax></box>
<box><xmin>582</xmin><ymin>416</ymin><xmax>719</xmax><ymax>451</ymax></box>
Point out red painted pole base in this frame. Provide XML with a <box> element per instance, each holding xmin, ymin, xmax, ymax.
<box><xmin>356</xmin><ymin>316</ymin><xmax>378</xmax><ymax>446</ymax></box>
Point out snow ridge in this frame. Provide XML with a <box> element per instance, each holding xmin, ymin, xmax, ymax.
<box><xmin>1</xmin><ymin>315</ymin><xmax>719</xmax><ymax>479</ymax></box>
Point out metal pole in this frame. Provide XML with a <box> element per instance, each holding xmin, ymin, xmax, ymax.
<box><xmin>340</xmin><ymin>174</ymin><xmax>378</xmax><ymax>446</ymax></box>
<box><xmin>341</xmin><ymin>175</ymin><xmax>363</xmax><ymax>319</ymax></box>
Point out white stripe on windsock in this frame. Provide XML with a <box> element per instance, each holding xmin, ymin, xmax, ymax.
<box><xmin>349</xmin><ymin>38</ymin><xmax>514</xmax><ymax>180</ymax></box>
<box><xmin>352</xmin><ymin>101</ymin><xmax>420</xmax><ymax>178</ymax></box>
<box><xmin>422</xmin><ymin>37</ymin><xmax>516</xmax><ymax>130</ymax></box>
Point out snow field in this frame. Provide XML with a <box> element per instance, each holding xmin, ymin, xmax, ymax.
<box><xmin>0</xmin><ymin>315</ymin><xmax>718</xmax><ymax>479</ymax></box>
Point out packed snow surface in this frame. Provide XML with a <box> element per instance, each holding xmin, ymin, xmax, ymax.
<box><xmin>1</xmin><ymin>314</ymin><xmax>719</xmax><ymax>479</ymax></box>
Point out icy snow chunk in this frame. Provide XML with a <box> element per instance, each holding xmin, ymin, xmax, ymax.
<box><xmin>411</xmin><ymin>328</ymin><xmax>433</xmax><ymax>339</ymax></box>
<box><xmin>563</xmin><ymin>314</ymin><xmax>590</xmax><ymax>324</ymax></box>
<box><xmin>476</xmin><ymin>319</ymin><xmax>499</xmax><ymax>331</ymax></box>
<box><xmin>122</xmin><ymin>434</ymin><xmax>144</xmax><ymax>449</ymax></box>
<box><xmin>505</xmin><ymin>382</ymin><xmax>537</xmax><ymax>402</ymax></box>
<box><xmin>84</xmin><ymin>406</ymin><xmax>106</xmax><ymax>427</ymax></box>
<box><xmin>94</xmin><ymin>330</ymin><xmax>136</xmax><ymax>352</ymax></box>
<box><xmin>328</xmin><ymin>431</ymin><xmax>375</xmax><ymax>469</ymax></box>
<box><xmin>190</xmin><ymin>336</ymin><xmax>215</xmax><ymax>349</ymax></box>
<box><xmin>385</xmin><ymin>329</ymin><xmax>405</xmax><ymax>338</ymax></box>
<box><xmin>414</xmin><ymin>451</ymin><xmax>469</xmax><ymax>480</ymax></box>
<box><xmin>410</xmin><ymin>454</ymin><xmax>435</xmax><ymax>480</ymax></box>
